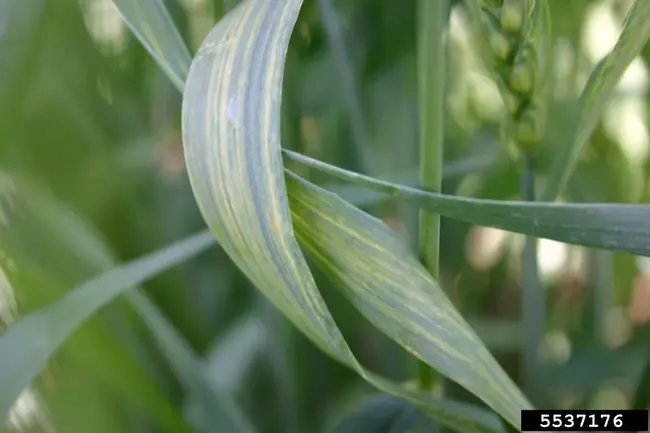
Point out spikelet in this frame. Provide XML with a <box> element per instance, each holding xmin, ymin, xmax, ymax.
<box><xmin>468</xmin><ymin>0</ymin><xmax>551</xmax><ymax>151</ymax></box>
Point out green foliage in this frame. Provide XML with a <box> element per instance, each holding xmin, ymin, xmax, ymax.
<box><xmin>127</xmin><ymin>291</ymin><xmax>256</xmax><ymax>433</ymax></box>
<box><xmin>332</xmin><ymin>393</ymin><xmax>425</xmax><ymax>433</ymax></box>
<box><xmin>180</xmin><ymin>1</ymin><xmax>512</xmax><ymax>430</ymax></box>
<box><xmin>541</xmin><ymin>0</ymin><xmax>650</xmax><ymax>200</ymax></box>
<box><xmin>111</xmin><ymin>0</ymin><xmax>192</xmax><ymax>90</ymax></box>
<box><xmin>0</xmin><ymin>193</ymin><xmax>214</xmax><ymax>430</ymax></box>
<box><xmin>283</xmin><ymin>149</ymin><xmax>650</xmax><ymax>257</ymax></box>
<box><xmin>2</xmin><ymin>0</ymin><xmax>650</xmax><ymax>432</ymax></box>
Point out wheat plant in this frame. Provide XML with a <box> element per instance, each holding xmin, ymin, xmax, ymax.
<box><xmin>1</xmin><ymin>0</ymin><xmax>650</xmax><ymax>432</ymax></box>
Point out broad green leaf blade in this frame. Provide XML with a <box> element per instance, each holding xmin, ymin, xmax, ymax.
<box><xmin>284</xmin><ymin>149</ymin><xmax>650</xmax><ymax>257</ymax></box>
<box><xmin>183</xmin><ymin>0</ymin><xmax>351</xmax><ymax>366</ymax></box>
<box><xmin>111</xmin><ymin>0</ymin><xmax>510</xmax><ymax>429</ymax></box>
<box><xmin>288</xmin><ymin>173</ymin><xmax>529</xmax><ymax>427</ymax></box>
<box><xmin>541</xmin><ymin>0</ymin><xmax>650</xmax><ymax>201</ymax></box>
<box><xmin>332</xmin><ymin>394</ymin><xmax>425</xmax><ymax>433</ymax></box>
<box><xmin>181</xmin><ymin>1</ymin><xmax>513</xmax><ymax>432</ymax></box>
<box><xmin>0</xmin><ymin>229</ymin><xmax>215</xmax><ymax>423</ymax></box>
<box><xmin>111</xmin><ymin>0</ymin><xmax>191</xmax><ymax>91</ymax></box>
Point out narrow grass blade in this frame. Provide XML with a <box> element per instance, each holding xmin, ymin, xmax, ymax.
<box><xmin>111</xmin><ymin>0</ymin><xmax>192</xmax><ymax>91</ymax></box>
<box><xmin>284</xmin><ymin>149</ymin><xmax>650</xmax><ymax>257</ymax></box>
<box><xmin>327</xmin><ymin>153</ymin><xmax>496</xmax><ymax>207</ymax></box>
<box><xmin>0</xmin><ymin>229</ymin><xmax>215</xmax><ymax>423</ymax></box>
<box><xmin>181</xmin><ymin>1</ymin><xmax>512</xmax><ymax>431</ymax></box>
<box><xmin>541</xmin><ymin>0</ymin><xmax>650</xmax><ymax>200</ymax></box>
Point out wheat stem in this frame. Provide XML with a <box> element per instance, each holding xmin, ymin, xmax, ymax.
<box><xmin>520</xmin><ymin>151</ymin><xmax>542</xmax><ymax>401</ymax></box>
<box><xmin>417</xmin><ymin>0</ymin><xmax>447</xmax><ymax>390</ymax></box>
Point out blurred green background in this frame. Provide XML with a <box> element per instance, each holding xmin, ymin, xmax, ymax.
<box><xmin>1</xmin><ymin>0</ymin><xmax>650</xmax><ymax>432</ymax></box>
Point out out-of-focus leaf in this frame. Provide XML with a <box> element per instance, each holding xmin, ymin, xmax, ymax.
<box><xmin>0</xmin><ymin>175</ymin><xmax>255</xmax><ymax>432</ymax></box>
<box><xmin>0</xmin><ymin>0</ymin><xmax>45</xmax><ymax>134</ymax></box>
<box><xmin>541</xmin><ymin>0</ymin><xmax>650</xmax><ymax>200</ymax></box>
<box><xmin>284</xmin><ymin>149</ymin><xmax>650</xmax><ymax>257</ymax></box>
<box><xmin>2</xmin><ymin>267</ymin><xmax>137</xmax><ymax>433</ymax></box>
<box><xmin>189</xmin><ymin>312</ymin><xmax>269</xmax><ymax>432</ymax></box>
<box><xmin>180</xmin><ymin>1</ymin><xmax>517</xmax><ymax>431</ymax></box>
<box><xmin>332</xmin><ymin>393</ymin><xmax>426</xmax><ymax>433</ymax></box>
<box><xmin>317</xmin><ymin>0</ymin><xmax>374</xmax><ymax>171</ymax></box>
<box><xmin>633</xmin><ymin>354</ymin><xmax>650</xmax><ymax>410</ymax></box>
<box><xmin>0</xmin><ymin>228</ymin><xmax>215</xmax><ymax>425</ymax></box>
<box><xmin>467</xmin><ymin>319</ymin><xmax>521</xmax><ymax>352</ymax></box>
<box><xmin>204</xmin><ymin>313</ymin><xmax>267</xmax><ymax>395</ymax></box>
<box><xmin>542</xmin><ymin>341</ymin><xmax>648</xmax><ymax>394</ymax></box>
<box><xmin>0</xmin><ymin>176</ymin><xmax>194</xmax><ymax>433</ymax></box>
<box><xmin>128</xmin><ymin>291</ymin><xmax>256</xmax><ymax>433</ymax></box>
<box><xmin>111</xmin><ymin>0</ymin><xmax>192</xmax><ymax>91</ymax></box>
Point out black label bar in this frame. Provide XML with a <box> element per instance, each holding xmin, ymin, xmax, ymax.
<box><xmin>521</xmin><ymin>409</ymin><xmax>649</xmax><ymax>431</ymax></box>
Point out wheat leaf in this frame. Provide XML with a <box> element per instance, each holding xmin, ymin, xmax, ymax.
<box><xmin>541</xmin><ymin>0</ymin><xmax>650</xmax><ymax>200</ymax></box>
<box><xmin>0</xmin><ymin>174</ymin><xmax>257</xmax><ymax>431</ymax></box>
<box><xmin>181</xmin><ymin>1</ymin><xmax>523</xmax><ymax>430</ymax></box>
<box><xmin>0</xmin><ymin>228</ymin><xmax>214</xmax><ymax>425</ymax></box>
<box><xmin>111</xmin><ymin>0</ymin><xmax>191</xmax><ymax>90</ymax></box>
<box><xmin>288</xmin><ymin>172</ymin><xmax>530</xmax><ymax>427</ymax></box>
<box><xmin>284</xmin><ymin>149</ymin><xmax>650</xmax><ymax>257</ymax></box>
